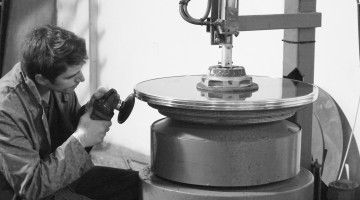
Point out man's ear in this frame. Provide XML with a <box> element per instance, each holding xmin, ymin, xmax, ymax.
<box><xmin>34</xmin><ymin>74</ymin><xmax>51</xmax><ymax>86</ymax></box>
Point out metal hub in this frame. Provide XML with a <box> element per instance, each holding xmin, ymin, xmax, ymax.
<box><xmin>197</xmin><ymin>65</ymin><xmax>258</xmax><ymax>93</ymax></box>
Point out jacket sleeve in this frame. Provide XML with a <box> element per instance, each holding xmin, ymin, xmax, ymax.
<box><xmin>65</xmin><ymin>92</ymin><xmax>94</xmax><ymax>153</ymax></box>
<box><xmin>0</xmin><ymin>111</ymin><xmax>94</xmax><ymax>199</ymax></box>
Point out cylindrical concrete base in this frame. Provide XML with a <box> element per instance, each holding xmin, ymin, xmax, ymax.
<box><xmin>151</xmin><ymin>118</ymin><xmax>301</xmax><ymax>186</ymax></box>
<box><xmin>141</xmin><ymin>167</ymin><xmax>314</xmax><ymax>200</ymax></box>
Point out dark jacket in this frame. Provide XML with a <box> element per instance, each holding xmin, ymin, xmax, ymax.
<box><xmin>0</xmin><ymin>63</ymin><xmax>93</xmax><ymax>199</ymax></box>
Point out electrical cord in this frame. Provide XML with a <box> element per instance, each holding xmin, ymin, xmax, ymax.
<box><xmin>313</xmin><ymin>113</ymin><xmax>327</xmax><ymax>176</ymax></box>
<box><xmin>199</xmin><ymin>0</ymin><xmax>211</xmax><ymax>21</ymax></box>
<box><xmin>179</xmin><ymin>0</ymin><xmax>212</xmax><ymax>26</ymax></box>
<box><xmin>337</xmin><ymin>96</ymin><xmax>360</xmax><ymax>180</ymax></box>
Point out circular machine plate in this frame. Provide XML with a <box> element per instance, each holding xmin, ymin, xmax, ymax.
<box><xmin>134</xmin><ymin>75</ymin><xmax>318</xmax><ymax>124</ymax></box>
<box><xmin>151</xmin><ymin>118</ymin><xmax>301</xmax><ymax>187</ymax></box>
<box><xmin>140</xmin><ymin>167</ymin><xmax>314</xmax><ymax>200</ymax></box>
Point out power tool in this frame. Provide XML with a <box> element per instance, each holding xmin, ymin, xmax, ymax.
<box><xmin>91</xmin><ymin>88</ymin><xmax>135</xmax><ymax>123</ymax></box>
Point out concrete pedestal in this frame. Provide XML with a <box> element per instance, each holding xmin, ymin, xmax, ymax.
<box><xmin>141</xmin><ymin>167</ymin><xmax>314</xmax><ymax>200</ymax></box>
<box><xmin>152</xmin><ymin>118</ymin><xmax>301</xmax><ymax>186</ymax></box>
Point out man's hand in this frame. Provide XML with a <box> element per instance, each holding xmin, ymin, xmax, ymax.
<box><xmin>73</xmin><ymin>107</ymin><xmax>112</xmax><ymax>147</ymax></box>
<box><xmin>85</xmin><ymin>87</ymin><xmax>109</xmax><ymax>111</ymax></box>
<box><xmin>86</xmin><ymin>87</ymin><xmax>120</xmax><ymax>111</ymax></box>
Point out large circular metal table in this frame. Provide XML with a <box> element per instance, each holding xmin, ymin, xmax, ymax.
<box><xmin>135</xmin><ymin>75</ymin><xmax>318</xmax><ymax>124</ymax></box>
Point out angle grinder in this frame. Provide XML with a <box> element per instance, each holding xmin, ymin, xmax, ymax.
<box><xmin>90</xmin><ymin>88</ymin><xmax>135</xmax><ymax>123</ymax></box>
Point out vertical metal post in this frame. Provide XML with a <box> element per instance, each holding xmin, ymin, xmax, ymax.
<box><xmin>221</xmin><ymin>44</ymin><xmax>233</xmax><ymax>67</ymax></box>
<box><xmin>283</xmin><ymin>0</ymin><xmax>316</xmax><ymax>170</ymax></box>
<box><xmin>89</xmin><ymin>0</ymin><xmax>98</xmax><ymax>93</ymax></box>
<box><xmin>218</xmin><ymin>0</ymin><xmax>238</xmax><ymax>67</ymax></box>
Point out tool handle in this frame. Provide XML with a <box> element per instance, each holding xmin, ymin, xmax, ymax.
<box><xmin>90</xmin><ymin>88</ymin><xmax>120</xmax><ymax>121</ymax></box>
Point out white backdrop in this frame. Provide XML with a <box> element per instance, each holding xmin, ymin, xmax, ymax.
<box><xmin>58</xmin><ymin>0</ymin><xmax>360</xmax><ymax>156</ymax></box>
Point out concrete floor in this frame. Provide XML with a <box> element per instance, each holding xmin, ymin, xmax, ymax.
<box><xmin>90</xmin><ymin>142</ymin><xmax>150</xmax><ymax>171</ymax></box>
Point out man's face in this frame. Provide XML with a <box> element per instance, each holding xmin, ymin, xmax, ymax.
<box><xmin>46</xmin><ymin>64</ymin><xmax>85</xmax><ymax>92</ymax></box>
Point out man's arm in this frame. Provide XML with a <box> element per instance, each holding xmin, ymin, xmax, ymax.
<box><xmin>0</xmin><ymin>111</ymin><xmax>94</xmax><ymax>199</ymax></box>
<box><xmin>67</xmin><ymin>88</ymin><xmax>110</xmax><ymax>153</ymax></box>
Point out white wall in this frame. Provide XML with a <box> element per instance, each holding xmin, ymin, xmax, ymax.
<box><xmin>316</xmin><ymin>0</ymin><xmax>360</xmax><ymax>132</ymax></box>
<box><xmin>57</xmin><ymin>0</ymin><xmax>91</xmax><ymax>104</ymax></box>
<box><xmin>58</xmin><ymin>0</ymin><xmax>360</xmax><ymax>156</ymax></box>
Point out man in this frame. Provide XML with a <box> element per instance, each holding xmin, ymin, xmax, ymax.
<box><xmin>0</xmin><ymin>25</ymin><xmax>139</xmax><ymax>199</ymax></box>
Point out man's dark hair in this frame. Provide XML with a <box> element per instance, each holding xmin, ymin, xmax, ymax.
<box><xmin>21</xmin><ymin>24</ymin><xmax>88</xmax><ymax>83</ymax></box>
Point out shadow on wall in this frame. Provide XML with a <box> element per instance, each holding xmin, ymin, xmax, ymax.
<box><xmin>2</xmin><ymin>0</ymin><xmax>56</xmax><ymax>76</ymax></box>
